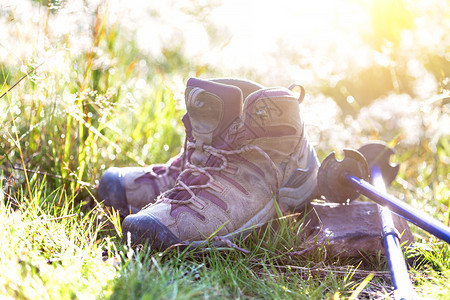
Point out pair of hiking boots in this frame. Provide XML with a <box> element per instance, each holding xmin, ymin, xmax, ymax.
<box><xmin>98</xmin><ymin>77</ymin><xmax>320</xmax><ymax>251</ymax></box>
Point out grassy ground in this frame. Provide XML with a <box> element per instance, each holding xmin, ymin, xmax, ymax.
<box><xmin>1</xmin><ymin>1</ymin><xmax>449</xmax><ymax>299</ymax></box>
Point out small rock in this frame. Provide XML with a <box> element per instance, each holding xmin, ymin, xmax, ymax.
<box><xmin>301</xmin><ymin>201</ymin><xmax>414</xmax><ymax>259</ymax></box>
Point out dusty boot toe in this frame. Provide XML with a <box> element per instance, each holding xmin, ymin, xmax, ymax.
<box><xmin>98</xmin><ymin>167</ymin><xmax>139</xmax><ymax>216</ymax></box>
<box><xmin>122</xmin><ymin>213</ymin><xmax>180</xmax><ymax>251</ymax></box>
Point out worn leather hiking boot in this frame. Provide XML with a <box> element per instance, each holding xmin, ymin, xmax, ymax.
<box><xmin>122</xmin><ymin>77</ymin><xmax>319</xmax><ymax>250</ymax></box>
<box><xmin>98</xmin><ymin>78</ymin><xmax>264</xmax><ymax>217</ymax></box>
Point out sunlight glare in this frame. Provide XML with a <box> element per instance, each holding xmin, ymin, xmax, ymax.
<box><xmin>208</xmin><ymin>0</ymin><xmax>372</xmax><ymax>83</ymax></box>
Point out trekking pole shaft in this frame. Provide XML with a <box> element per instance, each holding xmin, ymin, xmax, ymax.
<box><xmin>345</xmin><ymin>175</ymin><xmax>450</xmax><ymax>244</ymax></box>
<box><xmin>371</xmin><ymin>167</ymin><xmax>415</xmax><ymax>300</ymax></box>
<box><xmin>383</xmin><ymin>231</ymin><xmax>414</xmax><ymax>300</ymax></box>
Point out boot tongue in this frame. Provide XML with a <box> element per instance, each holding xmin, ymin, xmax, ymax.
<box><xmin>185</xmin><ymin>78</ymin><xmax>243</xmax><ymax>165</ymax></box>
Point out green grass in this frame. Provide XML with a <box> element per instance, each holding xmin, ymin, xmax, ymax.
<box><xmin>1</xmin><ymin>0</ymin><xmax>449</xmax><ymax>299</ymax></box>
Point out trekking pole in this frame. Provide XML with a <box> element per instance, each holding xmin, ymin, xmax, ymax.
<box><xmin>358</xmin><ymin>143</ymin><xmax>416</xmax><ymax>300</ymax></box>
<box><xmin>317</xmin><ymin>147</ymin><xmax>450</xmax><ymax>245</ymax></box>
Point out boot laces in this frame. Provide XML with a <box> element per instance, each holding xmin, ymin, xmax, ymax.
<box><xmin>157</xmin><ymin>140</ymin><xmax>281</xmax><ymax>210</ymax></box>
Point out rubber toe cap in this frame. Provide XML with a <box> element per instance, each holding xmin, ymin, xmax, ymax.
<box><xmin>122</xmin><ymin>212</ymin><xmax>180</xmax><ymax>251</ymax></box>
<box><xmin>98</xmin><ymin>167</ymin><xmax>135</xmax><ymax>216</ymax></box>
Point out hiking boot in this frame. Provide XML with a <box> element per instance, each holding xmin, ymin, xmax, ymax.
<box><xmin>98</xmin><ymin>78</ymin><xmax>264</xmax><ymax>217</ymax></box>
<box><xmin>122</xmin><ymin>77</ymin><xmax>319</xmax><ymax>250</ymax></box>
